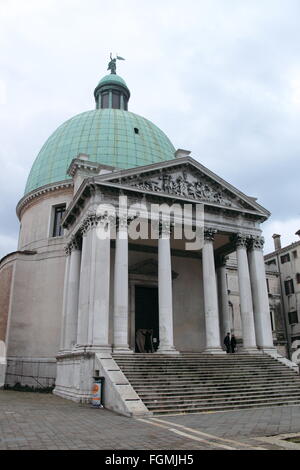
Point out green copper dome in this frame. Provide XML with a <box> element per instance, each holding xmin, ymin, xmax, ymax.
<box><xmin>24</xmin><ymin>108</ymin><xmax>176</xmax><ymax>194</ymax></box>
<box><xmin>97</xmin><ymin>74</ymin><xmax>128</xmax><ymax>87</ymax></box>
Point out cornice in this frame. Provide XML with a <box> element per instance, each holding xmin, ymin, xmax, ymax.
<box><xmin>264</xmin><ymin>240</ymin><xmax>300</xmax><ymax>260</ymax></box>
<box><xmin>16</xmin><ymin>180</ymin><xmax>73</xmax><ymax>220</ymax></box>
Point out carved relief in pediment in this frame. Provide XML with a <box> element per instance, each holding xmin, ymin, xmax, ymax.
<box><xmin>113</xmin><ymin>167</ymin><xmax>253</xmax><ymax>210</ymax></box>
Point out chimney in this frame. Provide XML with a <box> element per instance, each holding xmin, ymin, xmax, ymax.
<box><xmin>272</xmin><ymin>234</ymin><xmax>281</xmax><ymax>251</ymax></box>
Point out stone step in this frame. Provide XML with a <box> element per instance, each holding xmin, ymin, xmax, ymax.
<box><xmin>137</xmin><ymin>386</ymin><xmax>300</xmax><ymax>400</ymax></box>
<box><xmin>113</xmin><ymin>358</ymin><xmax>280</xmax><ymax>365</ymax></box>
<box><xmin>142</xmin><ymin>390</ymin><xmax>300</xmax><ymax>406</ymax></box>
<box><xmin>147</xmin><ymin>395</ymin><xmax>300</xmax><ymax>410</ymax></box>
<box><xmin>127</xmin><ymin>374</ymin><xmax>298</xmax><ymax>384</ymax></box>
<box><xmin>134</xmin><ymin>383</ymin><xmax>300</xmax><ymax>396</ymax></box>
<box><xmin>151</xmin><ymin>399</ymin><xmax>300</xmax><ymax>415</ymax></box>
<box><xmin>114</xmin><ymin>354</ymin><xmax>277</xmax><ymax>358</ymax></box>
<box><xmin>118</xmin><ymin>369</ymin><xmax>294</xmax><ymax>379</ymax></box>
<box><xmin>117</xmin><ymin>364</ymin><xmax>288</xmax><ymax>372</ymax></box>
<box><xmin>116</xmin><ymin>363</ymin><xmax>295</xmax><ymax>371</ymax></box>
<box><xmin>121</xmin><ymin>365</ymin><xmax>296</xmax><ymax>373</ymax></box>
<box><xmin>112</xmin><ymin>353</ymin><xmax>300</xmax><ymax>415</ymax></box>
<box><xmin>113</xmin><ymin>353</ymin><xmax>272</xmax><ymax>357</ymax></box>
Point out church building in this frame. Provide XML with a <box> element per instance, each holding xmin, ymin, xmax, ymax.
<box><xmin>1</xmin><ymin>59</ymin><xmax>299</xmax><ymax>416</ymax></box>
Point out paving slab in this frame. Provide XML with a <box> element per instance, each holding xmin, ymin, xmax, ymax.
<box><xmin>1</xmin><ymin>390</ymin><xmax>300</xmax><ymax>450</ymax></box>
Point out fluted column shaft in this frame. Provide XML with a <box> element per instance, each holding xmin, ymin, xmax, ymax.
<box><xmin>60</xmin><ymin>253</ymin><xmax>70</xmax><ymax>351</ymax></box>
<box><xmin>248</xmin><ymin>236</ymin><xmax>275</xmax><ymax>351</ymax></box>
<box><xmin>64</xmin><ymin>243</ymin><xmax>81</xmax><ymax>350</ymax></box>
<box><xmin>77</xmin><ymin>227</ymin><xmax>92</xmax><ymax>345</ymax></box>
<box><xmin>234</xmin><ymin>234</ymin><xmax>257</xmax><ymax>351</ymax></box>
<box><xmin>113</xmin><ymin>218</ymin><xmax>131</xmax><ymax>352</ymax></box>
<box><xmin>77</xmin><ymin>214</ymin><xmax>111</xmax><ymax>351</ymax></box>
<box><xmin>202</xmin><ymin>229</ymin><xmax>223</xmax><ymax>353</ymax></box>
<box><xmin>216</xmin><ymin>258</ymin><xmax>231</xmax><ymax>341</ymax></box>
<box><xmin>157</xmin><ymin>222</ymin><xmax>178</xmax><ymax>353</ymax></box>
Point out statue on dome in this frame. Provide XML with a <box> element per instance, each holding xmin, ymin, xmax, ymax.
<box><xmin>107</xmin><ymin>53</ymin><xmax>125</xmax><ymax>74</ymax></box>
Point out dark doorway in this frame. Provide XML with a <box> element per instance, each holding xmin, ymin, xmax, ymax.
<box><xmin>135</xmin><ymin>286</ymin><xmax>159</xmax><ymax>353</ymax></box>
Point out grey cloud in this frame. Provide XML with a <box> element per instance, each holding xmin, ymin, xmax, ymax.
<box><xmin>1</xmin><ymin>0</ymin><xmax>300</xmax><ymax>257</ymax></box>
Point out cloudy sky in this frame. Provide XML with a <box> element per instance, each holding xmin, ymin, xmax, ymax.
<box><xmin>1</xmin><ymin>0</ymin><xmax>300</xmax><ymax>257</ymax></box>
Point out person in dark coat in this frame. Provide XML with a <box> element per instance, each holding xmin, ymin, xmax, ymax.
<box><xmin>231</xmin><ymin>334</ymin><xmax>237</xmax><ymax>353</ymax></box>
<box><xmin>224</xmin><ymin>332</ymin><xmax>231</xmax><ymax>353</ymax></box>
<box><xmin>145</xmin><ymin>329</ymin><xmax>154</xmax><ymax>353</ymax></box>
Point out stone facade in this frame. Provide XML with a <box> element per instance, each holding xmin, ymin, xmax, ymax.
<box><xmin>223</xmin><ymin>253</ymin><xmax>286</xmax><ymax>355</ymax></box>
<box><xmin>265</xmin><ymin>234</ymin><xmax>300</xmax><ymax>363</ymax></box>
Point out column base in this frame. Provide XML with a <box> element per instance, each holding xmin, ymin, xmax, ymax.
<box><xmin>156</xmin><ymin>346</ymin><xmax>179</xmax><ymax>354</ymax></box>
<box><xmin>240</xmin><ymin>347</ymin><xmax>259</xmax><ymax>354</ymax></box>
<box><xmin>202</xmin><ymin>348</ymin><xmax>226</xmax><ymax>354</ymax></box>
<box><xmin>75</xmin><ymin>345</ymin><xmax>112</xmax><ymax>354</ymax></box>
<box><xmin>113</xmin><ymin>347</ymin><xmax>134</xmax><ymax>354</ymax></box>
<box><xmin>258</xmin><ymin>347</ymin><xmax>277</xmax><ymax>356</ymax></box>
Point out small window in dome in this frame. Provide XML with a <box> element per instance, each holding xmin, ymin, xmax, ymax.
<box><xmin>101</xmin><ymin>93</ymin><xmax>109</xmax><ymax>109</ymax></box>
<box><xmin>112</xmin><ymin>92</ymin><xmax>120</xmax><ymax>109</ymax></box>
<box><xmin>134</xmin><ymin>128</ymin><xmax>139</xmax><ymax>134</ymax></box>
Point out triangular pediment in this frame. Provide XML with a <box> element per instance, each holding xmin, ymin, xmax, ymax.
<box><xmin>95</xmin><ymin>157</ymin><xmax>269</xmax><ymax>217</ymax></box>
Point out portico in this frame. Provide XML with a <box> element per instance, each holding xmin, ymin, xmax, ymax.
<box><xmin>52</xmin><ymin>155</ymin><xmax>276</xmax><ymax>402</ymax></box>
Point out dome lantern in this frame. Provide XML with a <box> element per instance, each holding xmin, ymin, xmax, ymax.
<box><xmin>94</xmin><ymin>74</ymin><xmax>130</xmax><ymax>110</ymax></box>
<box><xmin>23</xmin><ymin>58</ymin><xmax>176</xmax><ymax>196</ymax></box>
<box><xmin>94</xmin><ymin>55</ymin><xmax>130</xmax><ymax>110</ymax></box>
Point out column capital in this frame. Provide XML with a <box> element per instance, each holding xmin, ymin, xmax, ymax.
<box><xmin>248</xmin><ymin>235</ymin><xmax>265</xmax><ymax>250</ymax></box>
<box><xmin>65</xmin><ymin>235</ymin><xmax>82</xmax><ymax>255</ymax></box>
<box><xmin>204</xmin><ymin>228</ymin><xmax>217</xmax><ymax>241</ymax></box>
<box><xmin>159</xmin><ymin>220</ymin><xmax>173</xmax><ymax>237</ymax></box>
<box><xmin>231</xmin><ymin>232</ymin><xmax>249</xmax><ymax>249</ymax></box>
<box><xmin>65</xmin><ymin>245</ymin><xmax>72</xmax><ymax>256</ymax></box>
<box><xmin>80</xmin><ymin>211</ymin><xmax>112</xmax><ymax>236</ymax></box>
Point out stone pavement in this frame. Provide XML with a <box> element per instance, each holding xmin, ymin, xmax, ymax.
<box><xmin>1</xmin><ymin>390</ymin><xmax>300</xmax><ymax>450</ymax></box>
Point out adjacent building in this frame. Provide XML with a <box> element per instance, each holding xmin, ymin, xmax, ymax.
<box><xmin>265</xmin><ymin>233</ymin><xmax>300</xmax><ymax>360</ymax></box>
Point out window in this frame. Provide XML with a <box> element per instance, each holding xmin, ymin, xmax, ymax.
<box><xmin>293</xmin><ymin>250</ymin><xmax>298</xmax><ymax>259</ymax></box>
<box><xmin>270</xmin><ymin>310</ymin><xmax>275</xmax><ymax>331</ymax></box>
<box><xmin>101</xmin><ymin>93</ymin><xmax>109</xmax><ymax>108</ymax></box>
<box><xmin>288</xmin><ymin>311</ymin><xmax>298</xmax><ymax>324</ymax></box>
<box><xmin>284</xmin><ymin>279</ymin><xmax>294</xmax><ymax>295</ymax></box>
<box><xmin>281</xmin><ymin>253</ymin><xmax>290</xmax><ymax>264</ymax></box>
<box><xmin>266</xmin><ymin>278</ymin><xmax>270</xmax><ymax>293</ymax></box>
<box><xmin>134</xmin><ymin>127</ymin><xmax>139</xmax><ymax>134</ymax></box>
<box><xmin>266</xmin><ymin>259</ymin><xmax>276</xmax><ymax>266</ymax></box>
<box><xmin>112</xmin><ymin>92</ymin><xmax>120</xmax><ymax>109</ymax></box>
<box><xmin>297</xmin><ymin>273</ymin><xmax>300</xmax><ymax>284</ymax></box>
<box><xmin>52</xmin><ymin>205</ymin><xmax>66</xmax><ymax>237</ymax></box>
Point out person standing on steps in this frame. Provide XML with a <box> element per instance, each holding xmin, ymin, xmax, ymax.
<box><xmin>224</xmin><ymin>332</ymin><xmax>231</xmax><ymax>353</ymax></box>
<box><xmin>145</xmin><ymin>329</ymin><xmax>154</xmax><ymax>353</ymax></box>
<box><xmin>231</xmin><ymin>334</ymin><xmax>237</xmax><ymax>354</ymax></box>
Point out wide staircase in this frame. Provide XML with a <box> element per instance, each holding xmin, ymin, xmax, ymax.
<box><xmin>113</xmin><ymin>353</ymin><xmax>300</xmax><ymax>415</ymax></box>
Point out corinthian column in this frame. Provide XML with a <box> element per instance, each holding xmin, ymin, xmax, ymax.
<box><xmin>64</xmin><ymin>236</ymin><xmax>81</xmax><ymax>350</ymax></box>
<box><xmin>77</xmin><ymin>219</ymin><xmax>93</xmax><ymax>346</ymax></box>
<box><xmin>248</xmin><ymin>236</ymin><xmax>275</xmax><ymax>352</ymax></box>
<box><xmin>113</xmin><ymin>217</ymin><xmax>131</xmax><ymax>353</ymax></box>
<box><xmin>233</xmin><ymin>233</ymin><xmax>257</xmax><ymax>351</ymax></box>
<box><xmin>157</xmin><ymin>221</ymin><xmax>178</xmax><ymax>354</ymax></box>
<box><xmin>60</xmin><ymin>248</ymin><xmax>71</xmax><ymax>351</ymax></box>
<box><xmin>77</xmin><ymin>213</ymin><xmax>111</xmax><ymax>351</ymax></box>
<box><xmin>202</xmin><ymin>229</ymin><xmax>224</xmax><ymax>353</ymax></box>
<box><xmin>216</xmin><ymin>256</ymin><xmax>231</xmax><ymax>342</ymax></box>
